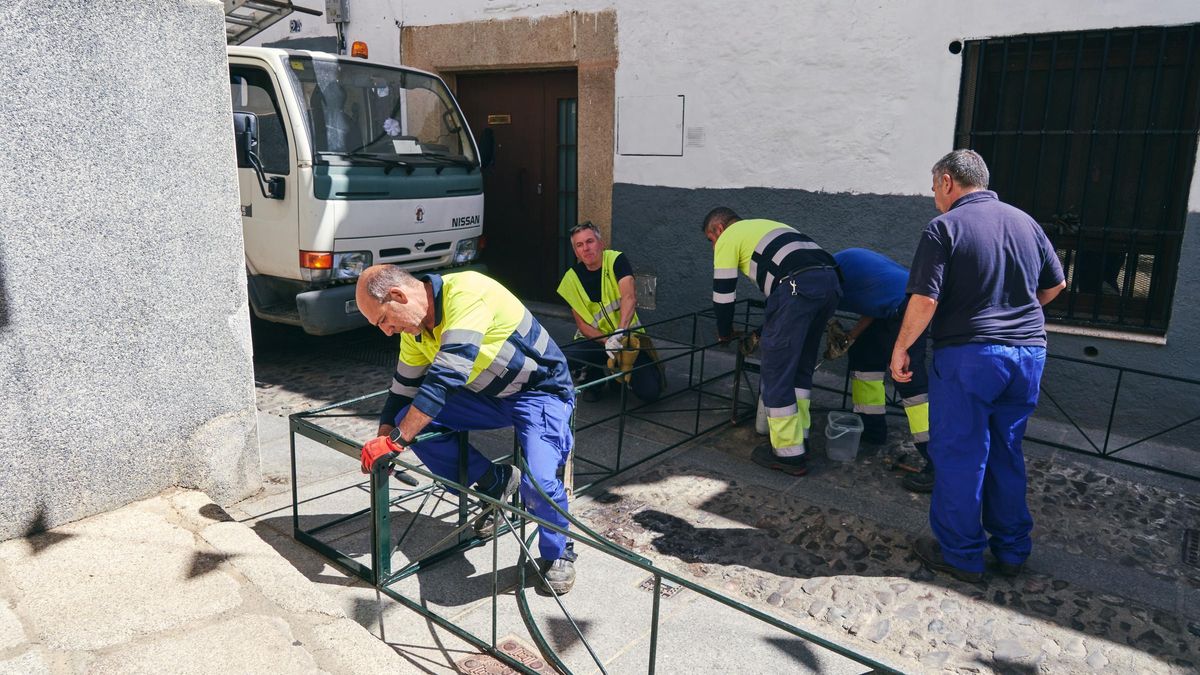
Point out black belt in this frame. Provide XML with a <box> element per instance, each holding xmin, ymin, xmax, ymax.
<box><xmin>779</xmin><ymin>264</ymin><xmax>842</xmax><ymax>284</ymax></box>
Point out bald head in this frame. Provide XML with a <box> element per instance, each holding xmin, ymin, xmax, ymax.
<box><xmin>355</xmin><ymin>265</ymin><xmax>430</xmax><ymax>336</ymax></box>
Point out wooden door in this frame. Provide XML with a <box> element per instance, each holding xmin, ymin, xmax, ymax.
<box><xmin>456</xmin><ymin>70</ymin><xmax>577</xmax><ymax>302</ymax></box>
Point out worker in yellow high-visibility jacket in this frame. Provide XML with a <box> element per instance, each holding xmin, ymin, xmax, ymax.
<box><xmin>703</xmin><ymin>207</ymin><xmax>841</xmax><ymax>476</ymax></box>
<box><xmin>355</xmin><ymin>266</ymin><xmax>578</xmax><ymax>594</ymax></box>
<box><xmin>557</xmin><ymin>221</ymin><xmax>664</xmax><ymax>403</ymax></box>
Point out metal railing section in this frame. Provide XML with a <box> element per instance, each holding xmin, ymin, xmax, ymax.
<box><xmin>287</xmin><ymin>306</ymin><xmax>900</xmax><ymax>674</ymax></box>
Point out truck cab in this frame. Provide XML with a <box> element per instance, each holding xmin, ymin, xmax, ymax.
<box><xmin>228</xmin><ymin>46</ymin><xmax>484</xmax><ymax>335</ymax></box>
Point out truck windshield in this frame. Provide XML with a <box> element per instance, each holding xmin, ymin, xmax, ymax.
<box><xmin>284</xmin><ymin>55</ymin><xmax>477</xmax><ymax>166</ymax></box>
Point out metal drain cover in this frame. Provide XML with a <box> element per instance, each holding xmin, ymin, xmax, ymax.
<box><xmin>639</xmin><ymin>575</ymin><xmax>683</xmax><ymax>598</ymax></box>
<box><xmin>454</xmin><ymin>635</ymin><xmax>556</xmax><ymax>674</ymax></box>
<box><xmin>1184</xmin><ymin>529</ymin><xmax>1200</xmax><ymax>568</ymax></box>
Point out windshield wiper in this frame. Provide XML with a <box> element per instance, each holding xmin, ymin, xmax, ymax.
<box><xmin>414</xmin><ymin>152</ymin><xmax>476</xmax><ymax>173</ymax></box>
<box><xmin>316</xmin><ymin>151</ymin><xmax>414</xmax><ymax>175</ymax></box>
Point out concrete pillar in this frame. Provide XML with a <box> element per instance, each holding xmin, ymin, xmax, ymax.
<box><xmin>0</xmin><ymin>0</ymin><xmax>260</xmax><ymax>540</ymax></box>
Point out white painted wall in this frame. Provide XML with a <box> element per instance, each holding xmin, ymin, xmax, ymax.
<box><xmin>606</xmin><ymin>0</ymin><xmax>1200</xmax><ymax>197</ymax></box>
<box><xmin>248</xmin><ymin>0</ymin><xmax>1200</xmax><ymax>203</ymax></box>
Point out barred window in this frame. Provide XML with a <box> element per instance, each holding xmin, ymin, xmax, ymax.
<box><xmin>954</xmin><ymin>24</ymin><xmax>1200</xmax><ymax>333</ymax></box>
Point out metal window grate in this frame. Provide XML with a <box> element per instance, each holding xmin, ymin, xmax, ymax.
<box><xmin>954</xmin><ymin>24</ymin><xmax>1200</xmax><ymax>333</ymax></box>
<box><xmin>1185</xmin><ymin>528</ymin><xmax>1200</xmax><ymax>568</ymax></box>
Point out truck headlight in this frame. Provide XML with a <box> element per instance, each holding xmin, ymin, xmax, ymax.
<box><xmin>332</xmin><ymin>251</ymin><xmax>371</xmax><ymax>280</ymax></box>
<box><xmin>453</xmin><ymin>237</ymin><xmax>480</xmax><ymax>265</ymax></box>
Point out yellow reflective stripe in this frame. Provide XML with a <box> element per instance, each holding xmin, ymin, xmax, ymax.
<box><xmin>851</xmin><ymin>379</ymin><xmax>886</xmax><ymax>407</ymax></box>
<box><xmin>767</xmin><ymin>412</ymin><xmax>805</xmax><ymax>450</ymax></box>
<box><xmin>798</xmin><ymin>397</ymin><xmax>811</xmax><ymax>433</ymax></box>
<box><xmin>904</xmin><ymin>401</ymin><xmax>930</xmax><ymax>436</ymax></box>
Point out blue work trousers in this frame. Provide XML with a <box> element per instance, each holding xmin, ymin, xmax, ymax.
<box><xmin>394</xmin><ymin>390</ymin><xmax>575</xmax><ymax>561</ymax></box>
<box><xmin>928</xmin><ymin>343</ymin><xmax>1045</xmax><ymax>572</ymax></box>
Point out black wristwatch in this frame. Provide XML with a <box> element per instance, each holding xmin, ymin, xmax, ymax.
<box><xmin>388</xmin><ymin>427</ymin><xmax>413</xmax><ymax>447</ymax></box>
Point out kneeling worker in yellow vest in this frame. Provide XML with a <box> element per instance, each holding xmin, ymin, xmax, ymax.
<box><xmin>356</xmin><ymin>266</ymin><xmax>579</xmax><ymax>594</ymax></box>
<box><xmin>557</xmin><ymin>221</ymin><xmax>665</xmax><ymax>404</ymax></box>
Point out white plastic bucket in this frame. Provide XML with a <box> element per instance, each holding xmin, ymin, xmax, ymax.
<box><xmin>755</xmin><ymin>396</ymin><xmax>769</xmax><ymax>435</ymax></box>
<box><xmin>825</xmin><ymin>411</ymin><xmax>864</xmax><ymax>462</ymax></box>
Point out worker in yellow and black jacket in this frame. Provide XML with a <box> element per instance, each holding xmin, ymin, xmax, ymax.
<box><xmin>354</xmin><ymin>266</ymin><xmax>578</xmax><ymax>594</ymax></box>
<box><xmin>702</xmin><ymin>207</ymin><xmax>841</xmax><ymax>476</ymax></box>
<box><xmin>556</xmin><ymin>221</ymin><xmax>664</xmax><ymax>403</ymax></box>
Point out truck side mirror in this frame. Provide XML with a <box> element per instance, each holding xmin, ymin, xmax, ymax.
<box><xmin>233</xmin><ymin>111</ymin><xmax>286</xmax><ymax>201</ymax></box>
<box><xmin>233</xmin><ymin>112</ymin><xmax>259</xmax><ymax>168</ymax></box>
<box><xmin>479</xmin><ymin>128</ymin><xmax>495</xmax><ymax>169</ymax></box>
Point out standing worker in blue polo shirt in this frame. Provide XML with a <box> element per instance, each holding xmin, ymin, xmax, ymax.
<box><xmin>355</xmin><ymin>265</ymin><xmax>580</xmax><ymax>594</ymax></box>
<box><xmin>702</xmin><ymin>207</ymin><xmax>841</xmax><ymax>476</ymax></box>
<box><xmin>891</xmin><ymin>150</ymin><xmax>1065</xmax><ymax>582</ymax></box>
<box><xmin>832</xmin><ymin>248</ymin><xmax>933</xmax><ymax>493</ymax></box>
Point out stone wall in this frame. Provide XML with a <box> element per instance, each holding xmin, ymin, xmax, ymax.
<box><xmin>0</xmin><ymin>0</ymin><xmax>260</xmax><ymax>540</ymax></box>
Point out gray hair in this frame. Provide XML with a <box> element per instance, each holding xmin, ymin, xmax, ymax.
<box><xmin>568</xmin><ymin>221</ymin><xmax>603</xmax><ymax>241</ymax></box>
<box><xmin>931</xmin><ymin>149</ymin><xmax>990</xmax><ymax>189</ymax></box>
<box><xmin>363</xmin><ymin>265</ymin><xmax>418</xmax><ymax>302</ymax></box>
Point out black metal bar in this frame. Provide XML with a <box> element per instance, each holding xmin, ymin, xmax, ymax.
<box><xmin>1005</xmin><ymin>37</ymin><xmax>1035</xmax><ymax>194</ymax></box>
<box><xmin>1119</xmin><ymin>29</ymin><xmax>1169</xmax><ymax>325</ymax></box>
<box><xmin>1029</xmin><ymin>34</ymin><xmax>1060</xmax><ymax>216</ymax></box>
<box><xmin>1101</xmin><ymin>370</ymin><xmax>1124</xmax><ymax>455</ymax></box>
<box><xmin>991</xmin><ymin>37</ymin><xmax>1012</xmax><ymax>145</ymax></box>
<box><xmin>1035</xmin><ymin>385</ymin><xmax>1102</xmax><ymax>454</ymax></box>
<box><xmin>1024</xmin><ymin>436</ymin><xmax>1200</xmax><ymax>483</ymax></box>
<box><xmin>1071</xmin><ymin>32</ymin><xmax>1113</xmax><ymax>321</ymax></box>
<box><xmin>1096</xmin><ymin>30</ymin><xmax>1141</xmax><ymax>322</ymax></box>
<box><xmin>967</xmin><ymin>39</ymin><xmax>989</xmax><ymax>150</ymax></box>
<box><xmin>1108</xmin><ymin>412</ymin><xmax>1200</xmax><ymax>455</ymax></box>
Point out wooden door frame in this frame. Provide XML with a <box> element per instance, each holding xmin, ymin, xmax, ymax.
<box><xmin>399</xmin><ymin>10</ymin><xmax>616</xmax><ymax>242</ymax></box>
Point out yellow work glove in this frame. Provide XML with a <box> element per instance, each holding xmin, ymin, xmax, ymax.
<box><xmin>823</xmin><ymin>319</ymin><xmax>853</xmax><ymax>360</ymax></box>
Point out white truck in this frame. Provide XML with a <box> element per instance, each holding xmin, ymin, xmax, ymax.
<box><xmin>228</xmin><ymin>46</ymin><xmax>485</xmax><ymax>334</ymax></box>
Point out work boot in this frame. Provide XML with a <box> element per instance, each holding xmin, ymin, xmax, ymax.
<box><xmin>989</xmin><ymin>553</ymin><xmax>1024</xmax><ymax>578</ymax></box>
<box><xmin>751</xmin><ymin>443</ymin><xmax>808</xmax><ymax>476</ymax></box>
<box><xmin>912</xmin><ymin>537</ymin><xmax>983</xmax><ymax>583</ymax></box>
<box><xmin>471</xmin><ymin>464</ymin><xmax>521</xmax><ymax>539</ymax></box>
<box><xmin>902</xmin><ymin>466</ymin><xmax>934</xmax><ymax>493</ymax></box>
<box><xmin>538</xmin><ymin>546</ymin><xmax>578</xmax><ymax>594</ymax></box>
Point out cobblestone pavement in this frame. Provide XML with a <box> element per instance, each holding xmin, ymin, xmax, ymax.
<box><xmin>575</xmin><ymin>431</ymin><xmax>1199</xmax><ymax>673</ymax></box>
<box><xmin>251</xmin><ymin>321</ymin><xmax>1200</xmax><ymax>674</ymax></box>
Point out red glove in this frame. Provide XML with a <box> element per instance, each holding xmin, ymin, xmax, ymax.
<box><xmin>360</xmin><ymin>435</ymin><xmax>401</xmax><ymax>474</ymax></box>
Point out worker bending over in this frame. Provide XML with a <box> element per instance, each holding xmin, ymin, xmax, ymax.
<box><xmin>702</xmin><ymin>207</ymin><xmax>841</xmax><ymax>476</ymax></box>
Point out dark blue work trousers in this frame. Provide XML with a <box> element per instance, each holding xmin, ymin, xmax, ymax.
<box><xmin>394</xmin><ymin>390</ymin><xmax>575</xmax><ymax>561</ymax></box>
<box><xmin>928</xmin><ymin>343</ymin><xmax>1045</xmax><ymax>572</ymax></box>
<box><xmin>759</xmin><ymin>268</ymin><xmax>842</xmax><ymax>451</ymax></box>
